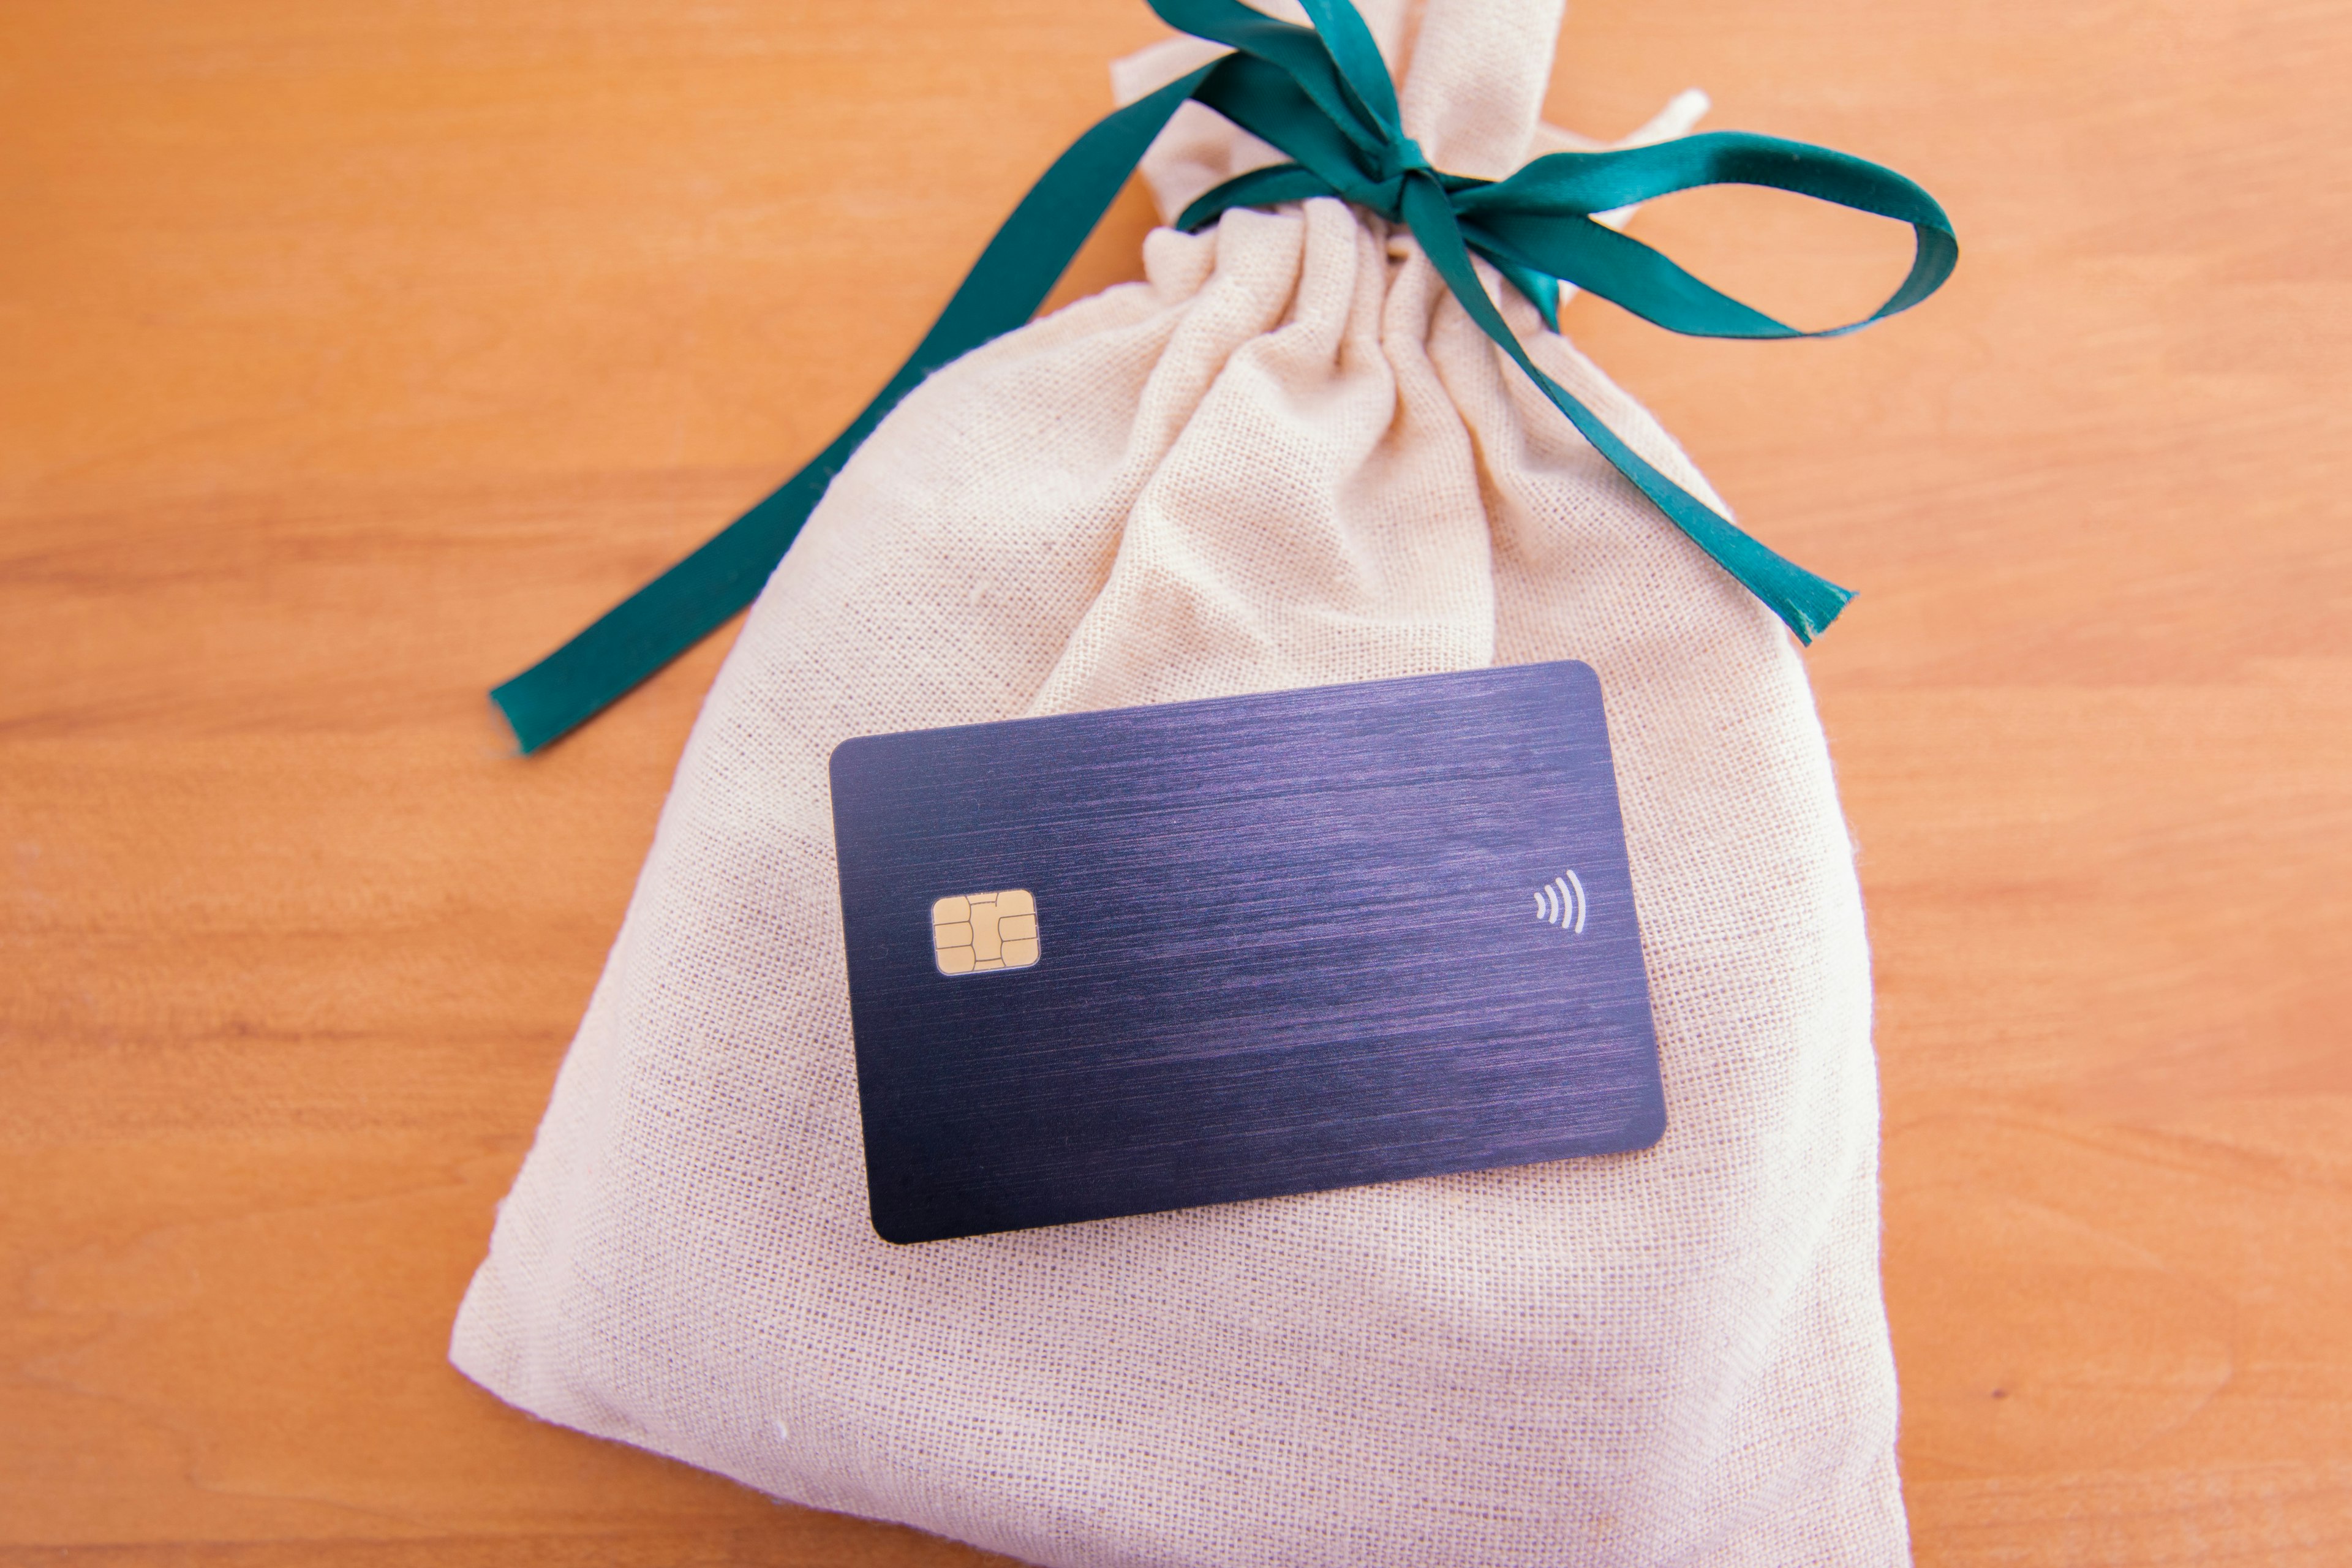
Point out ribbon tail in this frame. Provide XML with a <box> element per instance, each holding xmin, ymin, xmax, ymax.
<box><xmin>1474</xmin><ymin>246</ymin><xmax>1562</xmax><ymax>333</ymax></box>
<box><xmin>489</xmin><ymin>62</ymin><xmax>1218</xmax><ymax>754</ymax></box>
<box><xmin>1398</xmin><ymin>176</ymin><xmax>1853</xmax><ymax>643</ymax></box>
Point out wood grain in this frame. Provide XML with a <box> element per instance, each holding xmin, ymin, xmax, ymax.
<box><xmin>4</xmin><ymin>0</ymin><xmax>2345</xmax><ymax>1562</ymax></box>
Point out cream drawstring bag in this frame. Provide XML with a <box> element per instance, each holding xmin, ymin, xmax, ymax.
<box><xmin>453</xmin><ymin>0</ymin><xmax>1928</xmax><ymax>1560</ymax></box>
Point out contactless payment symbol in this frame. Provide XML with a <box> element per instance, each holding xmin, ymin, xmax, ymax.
<box><xmin>1532</xmin><ymin>870</ymin><xmax>1588</xmax><ymax>933</ymax></box>
<box><xmin>932</xmin><ymin>889</ymin><xmax>1039</xmax><ymax>975</ymax></box>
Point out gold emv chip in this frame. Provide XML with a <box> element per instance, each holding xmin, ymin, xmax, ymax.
<box><xmin>932</xmin><ymin>889</ymin><xmax>1039</xmax><ymax>976</ymax></box>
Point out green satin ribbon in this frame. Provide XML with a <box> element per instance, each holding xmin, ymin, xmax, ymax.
<box><xmin>492</xmin><ymin>0</ymin><xmax>1956</xmax><ymax>753</ymax></box>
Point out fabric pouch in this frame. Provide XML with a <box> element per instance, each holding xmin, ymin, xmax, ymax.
<box><xmin>454</xmin><ymin>0</ymin><xmax>1912</xmax><ymax>1560</ymax></box>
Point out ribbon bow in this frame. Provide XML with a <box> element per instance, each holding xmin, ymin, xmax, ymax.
<box><xmin>492</xmin><ymin>0</ymin><xmax>1957</xmax><ymax>753</ymax></box>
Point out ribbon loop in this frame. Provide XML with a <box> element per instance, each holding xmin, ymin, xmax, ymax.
<box><xmin>489</xmin><ymin>0</ymin><xmax>1956</xmax><ymax>753</ymax></box>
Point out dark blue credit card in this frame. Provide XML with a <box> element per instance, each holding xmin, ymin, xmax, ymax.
<box><xmin>827</xmin><ymin>660</ymin><xmax>1663</xmax><ymax>1244</ymax></box>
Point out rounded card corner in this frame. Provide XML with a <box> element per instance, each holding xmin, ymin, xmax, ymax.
<box><xmin>827</xmin><ymin>733</ymin><xmax>873</xmax><ymax>777</ymax></box>
<box><xmin>1626</xmin><ymin>1098</ymin><xmax>1667</xmax><ymax>1153</ymax></box>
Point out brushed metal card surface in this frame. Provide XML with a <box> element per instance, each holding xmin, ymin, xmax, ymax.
<box><xmin>828</xmin><ymin>660</ymin><xmax>1662</xmax><ymax>1245</ymax></box>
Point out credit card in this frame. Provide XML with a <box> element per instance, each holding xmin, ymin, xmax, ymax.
<box><xmin>828</xmin><ymin>660</ymin><xmax>1662</xmax><ymax>1244</ymax></box>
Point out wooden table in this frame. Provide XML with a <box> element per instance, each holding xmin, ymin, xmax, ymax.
<box><xmin>6</xmin><ymin>0</ymin><xmax>2346</xmax><ymax>1561</ymax></box>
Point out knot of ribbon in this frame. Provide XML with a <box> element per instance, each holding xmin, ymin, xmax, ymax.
<box><xmin>1327</xmin><ymin>132</ymin><xmax>1430</xmax><ymax>216</ymax></box>
<box><xmin>491</xmin><ymin>0</ymin><xmax>1958</xmax><ymax>754</ymax></box>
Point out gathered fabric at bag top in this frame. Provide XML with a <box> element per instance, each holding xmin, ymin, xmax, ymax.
<box><xmin>489</xmin><ymin>0</ymin><xmax>1951</xmax><ymax>754</ymax></box>
<box><xmin>456</xmin><ymin>0</ymin><xmax>1943</xmax><ymax>1562</ymax></box>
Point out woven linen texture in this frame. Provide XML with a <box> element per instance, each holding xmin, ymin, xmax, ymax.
<box><xmin>451</xmin><ymin>0</ymin><xmax>1908</xmax><ymax>1561</ymax></box>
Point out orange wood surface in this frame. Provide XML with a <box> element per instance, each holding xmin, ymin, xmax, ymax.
<box><xmin>5</xmin><ymin>0</ymin><xmax>2347</xmax><ymax>1561</ymax></box>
